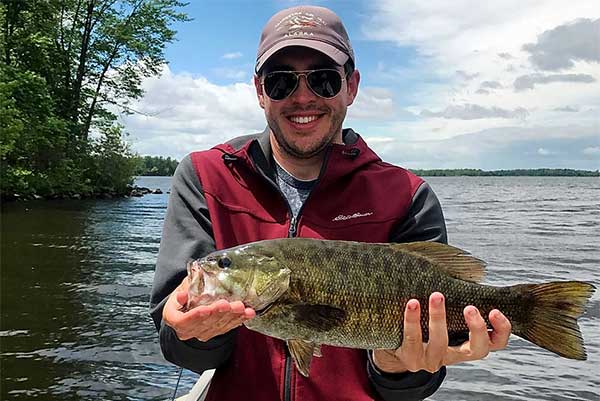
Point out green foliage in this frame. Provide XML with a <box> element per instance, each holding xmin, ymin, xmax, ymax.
<box><xmin>0</xmin><ymin>63</ymin><xmax>72</xmax><ymax>197</ymax></box>
<box><xmin>410</xmin><ymin>168</ymin><xmax>600</xmax><ymax>177</ymax></box>
<box><xmin>85</xmin><ymin>125</ymin><xmax>141</xmax><ymax>194</ymax></box>
<box><xmin>0</xmin><ymin>1</ymin><xmax>188</xmax><ymax>200</ymax></box>
<box><xmin>135</xmin><ymin>155</ymin><xmax>178</xmax><ymax>176</ymax></box>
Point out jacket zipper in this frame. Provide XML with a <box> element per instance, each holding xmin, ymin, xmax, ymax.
<box><xmin>284</xmin><ymin>215</ymin><xmax>297</xmax><ymax>401</ymax></box>
<box><xmin>248</xmin><ymin>146</ymin><xmax>331</xmax><ymax>401</ymax></box>
<box><xmin>247</xmin><ymin>158</ymin><xmax>298</xmax><ymax>401</ymax></box>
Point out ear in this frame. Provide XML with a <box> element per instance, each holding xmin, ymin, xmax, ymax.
<box><xmin>345</xmin><ymin>70</ymin><xmax>360</xmax><ymax>107</ymax></box>
<box><xmin>254</xmin><ymin>75</ymin><xmax>266</xmax><ymax>109</ymax></box>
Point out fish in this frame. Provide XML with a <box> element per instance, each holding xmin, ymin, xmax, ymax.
<box><xmin>185</xmin><ymin>238</ymin><xmax>595</xmax><ymax>377</ymax></box>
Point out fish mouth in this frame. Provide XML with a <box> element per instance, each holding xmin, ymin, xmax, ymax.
<box><xmin>196</xmin><ymin>269</ymin><xmax>220</xmax><ymax>304</ymax></box>
<box><xmin>187</xmin><ymin>262</ymin><xmax>222</xmax><ymax>308</ymax></box>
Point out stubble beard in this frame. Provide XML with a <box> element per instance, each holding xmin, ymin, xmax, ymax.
<box><xmin>267</xmin><ymin>109</ymin><xmax>346</xmax><ymax>160</ymax></box>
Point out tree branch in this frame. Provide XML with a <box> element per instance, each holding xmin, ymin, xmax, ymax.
<box><xmin>81</xmin><ymin>0</ymin><xmax>145</xmax><ymax>140</ymax></box>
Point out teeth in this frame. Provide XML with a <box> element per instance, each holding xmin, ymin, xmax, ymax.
<box><xmin>290</xmin><ymin>115</ymin><xmax>318</xmax><ymax>124</ymax></box>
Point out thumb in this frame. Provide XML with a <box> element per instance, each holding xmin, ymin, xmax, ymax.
<box><xmin>171</xmin><ymin>277</ymin><xmax>190</xmax><ymax>309</ymax></box>
<box><xmin>175</xmin><ymin>285</ymin><xmax>189</xmax><ymax>308</ymax></box>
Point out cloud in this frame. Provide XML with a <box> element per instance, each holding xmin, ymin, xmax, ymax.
<box><xmin>119</xmin><ymin>66</ymin><xmax>264</xmax><ymax>159</ymax></box>
<box><xmin>477</xmin><ymin>80</ymin><xmax>503</xmax><ymax>94</ymax></box>
<box><xmin>364</xmin><ymin>2</ymin><xmax>599</xmax><ymax>71</ymax></box>
<box><xmin>480</xmin><ymin>81</ymin><xmax>503</xmax><ymax>89</ymax></box>
<box><xmin>363</xmin><ymin>1</ymin><xmax>600</xmax><ymax>128</ymax></box>
<box><xmin>553</xmin><ymin>106</ymin><xmax>580</xmax><ymax>112</ymax></box>
<box><xmin>349</xmin><ymin>87</ymin><xmax>416</xmax><ymax>120</ymax></box>
<box><xmin>420</xmin><ymin>104</ymin><xmax>529</xmax><ymax>120</ymax></box>
<box><xmin>222</xmin><ymin>52</ymin><xmax>243</xmax><ymax>60</ymax></box>
<box><xmin>456</xmin><ymin>70</ymin><xmax>479</xmax><ymax>81</ymax></box>
<box><xmin>537</xmin><ymin>147</ymin><xmax>556</xmax><ymax>156</ymax></box>
<box><xmin>513</xmin><ymin>73</ymin><xmax>596</xmax><ymax>91</ymax></box>
<box><xmin>368</xmin><ymin>125</ymin><xmax>599</xmax><ymax>170</ymax></box>
<box><xmin>522</xmin><ymin>18</ymin><xmax>600</xmax><ymax>71</ymax></box>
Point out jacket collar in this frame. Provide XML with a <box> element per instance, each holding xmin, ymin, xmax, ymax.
<box><xmin>216</xmin><ymin>127</ymin><xmax>380</xmax><ymax>183</ymax></box>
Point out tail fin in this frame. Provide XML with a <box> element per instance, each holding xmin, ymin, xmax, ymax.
<box><xmin>515</xmin><ymin>281</ymin><xmax>595</xmax><ymax>360</ymax></box>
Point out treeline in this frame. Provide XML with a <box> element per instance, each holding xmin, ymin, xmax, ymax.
<box><xmin>410</xmin><ymin>169</ymin><xmax>600</xmax><ymax>177</ymax></box>
<box><xmin>1</xmin><ymin>1</ymin><xmax>187</xmax><ymax>200</ymax></box>
<box><xmin>135</xmin><ymin>156</ymin><xmax>178</xmax><ymax>176</ymax></box>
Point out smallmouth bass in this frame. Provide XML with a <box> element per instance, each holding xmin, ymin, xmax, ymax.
<box><xmin>186</xmin><ymin>238</ymin><xmax>595</xmax><ymax>377</ymax></box>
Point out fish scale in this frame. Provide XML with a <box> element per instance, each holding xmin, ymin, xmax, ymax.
<box><xmin>187</xmin><ymin>237</ymin><xmax>595</xmax><ymax>377</ymax></box>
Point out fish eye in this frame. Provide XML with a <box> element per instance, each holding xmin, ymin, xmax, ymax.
<box><xmin>218</xmin><ymin>257</ymin><xmax>232</xmax><ymax>269</ymax></box>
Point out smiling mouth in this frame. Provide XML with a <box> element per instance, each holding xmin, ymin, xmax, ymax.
<box><xmin>288</xmin><ymin>115</ymin><xmax>320</xmax><ymax>124</ymax></box>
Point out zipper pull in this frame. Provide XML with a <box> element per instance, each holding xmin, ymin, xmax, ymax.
<box><xmin>288</xmin><ymin>216</ymin><xmax>297</xmax><ymax>237</ymax></box>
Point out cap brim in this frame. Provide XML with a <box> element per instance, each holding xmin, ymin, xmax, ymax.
<box><xmin>256</xmin><ymin>39</ymin><xmax>349</xmax><ymax>73</ymax></box>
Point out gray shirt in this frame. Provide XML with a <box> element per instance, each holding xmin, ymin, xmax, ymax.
<box><xmin>273</xmin><ymin>160</ymin><xmax>317</xmax><ymax>218</ymax></box>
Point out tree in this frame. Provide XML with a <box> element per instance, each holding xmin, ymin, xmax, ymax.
<box><xmin>135</xmin><ymin>155</ymin><xmax>178</xmax><ymax>176</ymax></box>
<box><xmin>1</xmin><ymin>1</ymin><xmax>188</xmax><ymax>199</ymax></box>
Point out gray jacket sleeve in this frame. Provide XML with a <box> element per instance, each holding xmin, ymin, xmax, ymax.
<box><xmin>368</xmin><ymin>181</ymin><xmax>448</xmax><ymax>401</ymax></box>
<box><xmin>149</xmin><ymin>154</ymin><xmax>237</xmax><ymax>374</ymax></box>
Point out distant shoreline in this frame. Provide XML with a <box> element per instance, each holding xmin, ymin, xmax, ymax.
<box><xmin>136</xmin><ymin>168</ymin><xmax>600</xmax><ymax>179</ymax></box>
<box><xmin>408</xmin><ymin>169</ymin><xmax>599</xmax><ymax>177</ymax></box>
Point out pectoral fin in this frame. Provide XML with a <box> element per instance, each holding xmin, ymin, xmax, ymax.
<box><xmin>287</xmin><ymin>340</ymin><xmax>321</xmax><ymax>377</ymax></box>
<box><xmin>291</xmin><ymin>304</ymin><xmax>346</xmax><ymax>331</ymax></box>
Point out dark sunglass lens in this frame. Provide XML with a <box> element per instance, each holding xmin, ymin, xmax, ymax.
<box><xmin>264</xmin><ymin>72</ymin><xmax>297</xmax><ymax>100</ymax></box>
<box><xmin>307</xmin><ymin>70</ymin><xmax>342</xmax><ymax>98</ymax></box>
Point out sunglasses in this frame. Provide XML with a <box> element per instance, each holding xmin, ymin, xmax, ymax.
<box><xmin>262</xmin><ymin>69</ymin><xmax>346</xmax><ymax>101</ymax></box>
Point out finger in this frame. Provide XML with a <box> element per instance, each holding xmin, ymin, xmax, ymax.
<box><xmin>164</xmin><ymin>291</ymin><xmax>187</xmax><ymax>324</ymax></box>
<box><xmin>187</xmin><ymin>304</ymin><xmax>213</xmax><ymax>319</ymax></box>
<box><xmin>488</xmin><ymin>309</ymin><xmax>511</xmax><ymax>350</ymax></box>
<box><xmin>425</xmin><ymin>292</ymin><xmax>448</xmax><ymax>371</ymax></box>
<box><xmin>427</xmin><ymin>292</ymin><xmax>448</xmax><ymax>346</ymax></box>
<box><xmin>175</xmin><ymin>289</ymin><xmax>189</xmax><ymax>308</ymax></box>
<box><xmin>213</xmin><ymin>299</ymin><xmax>232</xmax><ymax>313</ymax></box>
<box><xmin>464</xmin><ymin>305</ymin><xmax>490</xmax><ymax>359</ymax></box>
<box><xmin>168</xmin><ymin>304</ymin><xmax>212</xmax><ymax>336</ymax></box>
<box><xmin>164</xmin><ymin>276</ymin><xmax>189</xmax><ymax>309</ymax></box>
<box><xmin>400</xmin><ymin>299</ymin><xmax>423</xmax><ymax>370</ymax></box>
<box><xmin>210</xmin><ymin>310</ymin><xmax>246</xmax><ymax>333</ymax></box>
<box><xmin>188</xmin><ymin>308</ymin><xmax>244</xmax><ymax>342</ymax></box>
<box><xmin>229</xmin><ymin>301</ymin><xmax>246</xmax><ymax>314</ymax></box>
<box><xmin>243</xmin><ymin>307</ymin><xmax>256</xmax><ymax>320</ymax></box>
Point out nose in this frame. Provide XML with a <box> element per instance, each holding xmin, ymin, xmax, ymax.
<box><xmin>289</xmin><ymin>74</ymin><xmax>316</xmax><ymax>102</ymax></box>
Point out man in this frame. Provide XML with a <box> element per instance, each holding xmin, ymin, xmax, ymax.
<box><xmin>150</xmin><ymin>5</ymin><xmax>512</xmax><ymax>401</ymax></box>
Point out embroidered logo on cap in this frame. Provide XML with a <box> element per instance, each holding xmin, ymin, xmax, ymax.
<box><xmin>276</xmin><ymin>11</ymin><xmax>327</xmax><ymax>38</ymax></box>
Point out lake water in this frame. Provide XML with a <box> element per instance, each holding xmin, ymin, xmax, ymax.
<box><xmin>1</xmin><ymin>176</ymin><xmax>599</xmax><ymax>401</ymax></box>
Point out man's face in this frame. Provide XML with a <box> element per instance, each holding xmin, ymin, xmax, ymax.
<box><xmin>254</xmin><ymin>47</ymin><xmax>360</xmax><ymax>160</ymax></box>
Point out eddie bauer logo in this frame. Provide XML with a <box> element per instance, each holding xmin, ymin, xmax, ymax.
<box><xmin>332</xmin><ymin>212</ymin><xmax>373</xmax><ymax>222</ymax></box>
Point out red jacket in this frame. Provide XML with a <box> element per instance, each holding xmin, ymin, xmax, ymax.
<box><xmin>150</xmin><ymin>129</ymin><xmax>447</xmax><ymax>401</ymax></box>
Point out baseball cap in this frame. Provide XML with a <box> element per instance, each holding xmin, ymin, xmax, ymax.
<box><xmin>255</xmin><ymin>6</ymin><xmax>355</xmax><ymax>73</ymax></box>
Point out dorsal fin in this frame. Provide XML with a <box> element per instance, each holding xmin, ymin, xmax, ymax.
<box><xmin>390</xmin><ymin>242</ymin><xmax>486</xmax><ymax>282</ymax></box>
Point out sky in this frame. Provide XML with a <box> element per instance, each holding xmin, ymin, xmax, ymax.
<box><xmin>119</xmin><ymin>0</ymin><xmax>600</xmax><ymax>170</ymax></box>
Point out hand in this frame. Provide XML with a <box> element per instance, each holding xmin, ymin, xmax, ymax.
<box><xmin>162</xmin><ymin>276</ymin><xmax>256</xmax><ymax>342</ymax></box>
<box><xmin>373</xmin><ymin>292</ymin><xmax>511</xmax><ymax>374</ymax></box>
